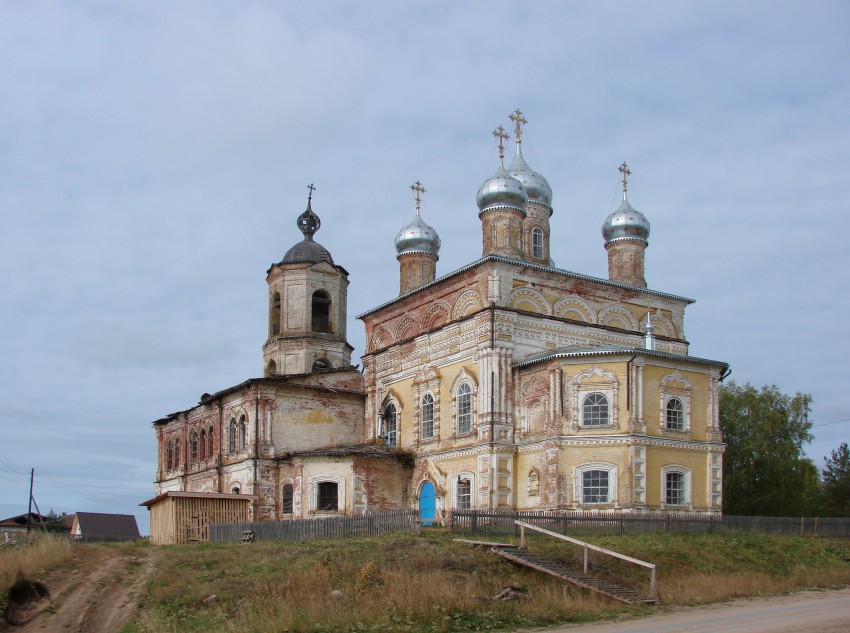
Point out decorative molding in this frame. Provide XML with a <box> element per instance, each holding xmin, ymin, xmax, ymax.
<box><xmin>507</xmin><ymin>287</ymin><xmax>552</xmax><ymax>315</ymax></box>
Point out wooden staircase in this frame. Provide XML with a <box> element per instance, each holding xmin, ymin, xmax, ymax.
<box><xmin>492</xmin><ymin>546</ymin><xmax>656</xmax><ymax>604</ymax></box>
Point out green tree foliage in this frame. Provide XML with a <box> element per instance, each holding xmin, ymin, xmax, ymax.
<box><xmin>719</xmin><ymin>381</ymin><xmax>819</xmax><ymax>516</ymax></box>
<box><xmin>822</xmin><ymin>443</ymin><xmax>850</xmax><ymax>517</ymax></box>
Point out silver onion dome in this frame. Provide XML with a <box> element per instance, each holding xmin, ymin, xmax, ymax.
<box><xmin>476</xmin><ymin>164</ymin><xmax>528</xmax><ymax>213</ymax></box>
<box><xmin>508</xmin><ymin>144</ymin><xmax>552</xmax><ymax>206</ymax></box>
<box><xmin>395</xmin><ymin>212</ymin><xmax>441</xmax><ymax>256</ymax></box>
<box><xmin>602</xmin><ymin>197</ymin><xmax>651</xmax><ymax>244</ymax></box>
<box><xmin>282</xmin><ymin>196</ymin><xmax>335</xmax><ymax>265</ymax></box>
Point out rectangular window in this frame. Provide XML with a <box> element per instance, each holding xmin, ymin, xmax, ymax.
<box><xmin>456</xmin><ymin>479</ymin><xmax>472</xmax><ymax>510</ymax></box>
<box><xmin>666</xmin><ymin>472</ymin><xmax>686</xmax><ymax>506</ymax></box>
<box><xmin>582</xmin><ymin>470</ymin><xmax>609</xmax><ymax>504</ymax></box>
<box><xmin>317</xmin><ymin>482</ymin><xmax>339</xmax><ymax>511</ymax></box>
<box><xmin>421</xmin><ymin>395</ymin><xmax>434</xmax><ymax>439</ymax></box>
<box><xmin>457</xmin><ymin>385</ymin><xmax>472</xmax><ymax>435</ymax></box>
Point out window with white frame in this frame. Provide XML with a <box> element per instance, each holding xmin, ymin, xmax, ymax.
<box><xmin>456</xmin><ymin>382</ymin><xmax>473</xmax><ymax>435</ymax></box>
<box><xmin>166</xmin><ymin>440</ymin><xmax>174</xmax><ymax>470</ymax></box>
<box><xmin>456</xmin><ymin>477</ymin><xmax>472</xmax><ymax>510</ymax></box>
<box><xmin>421</xmin><ymin>393</ymin><xmax>435</xmax><ymax>439</ymax></box>
<box><xmin>575</xmin><ymin>463</ymin><xmax>617</xmax><ymax>506</ymax></box>
<box><xmin>532</xmin><ymin>227</ymin><xmax>544</xmax><ymax>259</ymax></box>
<box><xmin>581</xmin><ymin>392</ymin><xmax>610</xmax><ymax>426</ymax></box>
<box><xmin>659</xmin><ymin>371</ymin><xmax>692</xmax><ymax>433</ymax></box>
<box><xmin>309</xmin><ymin>476</ymin><xmax>346</xmax><ymax>512</ymax></box>
<box><xmin>665</xmin><ymin>397</ymin><xmax>685</xmax><ymax>431</ymax></box>
<box><xmin>383</xmin><ymin>402</ymin><xmax>398</xmax><ymax>447</ymax></box>
<box><xmin>239</xmin><ymin>415</ymin><xmax>247</xmax><ymax>450</ymax></box>
<box><xmin>662</xmin><ymin>466</ymin><xmax>691</xmax><ymax>508</ymax></box>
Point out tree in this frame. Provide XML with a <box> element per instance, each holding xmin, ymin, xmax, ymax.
<box><xmin>719</xmin><ymin>381</ymin><xmax>819</xmax><ymax>516</ymax></box>
<box><xmin>822</xmin><ymin>443</ymin><xmax>850</xmax><ymax>517</ymax></box>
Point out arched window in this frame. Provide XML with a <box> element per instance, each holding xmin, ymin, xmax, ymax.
<box><xmin>239</xmin><ymin>415</ymin><xmax>247</xmax><ymax>450</ymax></box>
<box><xmin>528</xmin><ymin>469</ymin><xmax>540</xmax><ymax>496</ymax></box>
<box><xmin>456</xmin><ymin>477</ymin><xmax>472</xmax><ymax>510</ymax></box>
<box><xmin>665</xmin><ymin>397</ymin><xmax>685</xmax><ymax>431</ymax></box>
<box><xmin>582</xmin><ymin>392</ymin><xmax>610</xmax><ymax>426</ymax></box>
<box><xmin>207</xmin><ymin>426</ymin><xmax>214</xmax><ymax>457</ymax></box>
<box><xmin>282</xmin><ymin>483</ymin><xmax>294</xmax><ymax>514</ymax></box>
<box><xmin>384</xmin><ymin>403</ymin><xmax>398</xmax><ymax>447</ymax></box>
<box><xmin>270</xmin><ymin>291</ymin><xmax>281</xmax><ymax>336</ymax></box>
<box><xmin>266</xmin><ymin>359</ymin><xmax>277</xmax><ymax>376</ymax></box>
<box><xmin>312</xmin><ymin>358</ymin><xmax>332</xmax><ymax>371</ymax></box>
<box><xmin>311</xmin><ymin>290</ymin><xmax>331</xmax><ymax>333</ymax></box>
<box><xmin>228</xmin><ymin>419</ymin><xmax>237</xmax><ymax>453</ymax></box>
<box><xmin>166</xmin><ymin>440</ymin><xmax>174</xmax><ymax>470</ymax></box>
<box><xmin>199</xmin><ymin>430</ymin><xmax>206</xmax><ymax>461</ymax></box>
<box><xmin>173</xmin><ymin>439</ymin><xmax>180</xmax><ymax>468</ymax></box>
<box><xmin>231</xmin><ymin>485</ymin><xmax>240</xmax><ymax>494</ymax></box>
<box><xmin>457</xmin><ymin>382</ymin><xmax>472</xmax><ymax>435</ymax></box>
<box><xmin>532</xmin><ymin>227</ymin><xmax>544</xmax><ymax>259</ymax></box>
<box><xmin>421</xmin><ymin>394</ymin><xmax>434</xmax><ymax>439</ymax></box>
<box><xmin>190</xmin><ymin>432</ymin><xmax>199</xmax><ymax>462</ymax></box>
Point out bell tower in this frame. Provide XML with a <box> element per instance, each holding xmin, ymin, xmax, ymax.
<box><xmin>263</xmin><ymin>185</ymin><xmax>353</xmax><ymax>376</ymax></box>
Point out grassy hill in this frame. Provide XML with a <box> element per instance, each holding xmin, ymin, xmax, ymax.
<box><xmin>3</xmin><ymin>531</ymin><xmax>849</xmax><ymax>632</ymax></box>
<box><xmin>124</xmin><ymin>531</ymin><xmax>849</xmax><ymax>633</ymax></box>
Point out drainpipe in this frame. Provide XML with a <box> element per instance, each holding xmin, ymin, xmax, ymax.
<box><xmin>489</xmin><ymin>302</ymin><xmax>496</xmax><ymax>510</ymax></box>
<box><xmin>254</xmin><ymin>386</ymin><xmax>261</xmax><ymax>521</ymax></box>
<box><xmin>217</xmin><ymin>400</ymin><xmax>223</xmax><ymax>493</ymax></box>
<box><xmin>720</xmin><ymin>367</ymin><xmax>732</xmax><ymax>382</ymax></box>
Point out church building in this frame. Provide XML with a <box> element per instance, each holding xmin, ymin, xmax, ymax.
<box><xmin>152</xmin><ymin>110</ymin><xmax>728</xmax><ymax>524</ymax></box>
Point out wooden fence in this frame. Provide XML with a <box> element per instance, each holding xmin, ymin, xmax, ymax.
<box><xmin>210</xmin><ymin>509</ymin><xmax>421</xmax><ymax>543</ymax></box>
<box><xmin>451</xmin><ymin>510</ymin><xmax>850</xmax><ymax>538</ymax></box>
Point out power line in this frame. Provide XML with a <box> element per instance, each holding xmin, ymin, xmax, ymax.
<box><xmin>812</xmin><ymin>418</ymin><xmax>850</xmax><ymax>428</ymax></box>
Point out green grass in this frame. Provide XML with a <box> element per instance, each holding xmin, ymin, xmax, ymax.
<box><xmin>120</xmin><ymin>532</ymin><xmax>849</xmax><ymax>632</ymax></box>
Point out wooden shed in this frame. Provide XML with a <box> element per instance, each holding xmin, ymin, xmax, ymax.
<box><xmin>141</xmin><ymin>491</ymin><xmax>253</xmax><ymax>545</ymax></box>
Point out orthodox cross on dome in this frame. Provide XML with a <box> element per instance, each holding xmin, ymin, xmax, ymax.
<box><xmin>509</xmin><ymin>108</ymin><xmax>527</xmax><ymax>142</ymax></box>
<box><xmin>297</xmin><ymin>182</ymin><xmax>320</xmax><ymax>239</ymax></box>
<box><xmin>618</xmin><ymin>162</ymin><xmax>631</xmax><ymax>198</ymax></box>
<box><xmin>492</xmin><ymin>125</ymin><xmax>509</xmax><ymax>161</ymax></box>
<box><xmin>410</xmin><ymin>180</ymin><xmax>426</xmax><ymax>215</ymax></box>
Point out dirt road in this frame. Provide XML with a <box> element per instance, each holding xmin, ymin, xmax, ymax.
<box><xmin>545</xmin><ymin>587</ymin><xmax>850</xmax><ymax>633</ymax></box>
<box><xmin>4</xmin><ymin>544</ymin><xmax>156</xmax><ymax>633</ymax></box>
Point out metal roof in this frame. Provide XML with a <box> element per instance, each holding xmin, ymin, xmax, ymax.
<box><xmin>357</xmin><ymin>255</ymin><xmax>694</xmax><ymax>319</ymax></box>
<box><xmin>513</xmin><ymin>345</ymin><xmax>728</xmax><ymax>370</ymax></box>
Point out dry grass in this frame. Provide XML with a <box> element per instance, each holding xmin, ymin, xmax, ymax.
<box><xmin>0</xmin><ymin>534</ymin><xmax>73</xmax><ymax>593</ymax></box>
<box><xmin>123</xmin><ymin>532</ymin><xmax>850</xmax><ymax>632</ymax></box>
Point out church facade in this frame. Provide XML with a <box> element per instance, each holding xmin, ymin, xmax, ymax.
<box><xmin>152</xmin><ymin>111</ymin><xmax>728</xmax><ymax>523</ymax></box>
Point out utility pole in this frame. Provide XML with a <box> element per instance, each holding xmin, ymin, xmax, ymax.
<box><xmin>27</xmin><ymin>468</ymin><xmax>34</xmax><ymax>534</ymax></box>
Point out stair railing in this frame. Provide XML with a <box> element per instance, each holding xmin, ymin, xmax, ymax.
<box><xmin>515</xmin><ymin>520</ymin><xmax>657</xmax><ymax>599</ymax></box>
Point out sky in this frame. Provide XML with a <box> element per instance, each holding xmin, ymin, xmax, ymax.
<box><xmin>1</xmin><ymin>1</ymin><xmax>848</xmax><ymax>535</ymax></box>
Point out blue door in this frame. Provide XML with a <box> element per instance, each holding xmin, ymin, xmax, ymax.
<box><xmin>419</xmin><ymin>481</ymin><xmax>436</xmax><ymax>526</ymax></box>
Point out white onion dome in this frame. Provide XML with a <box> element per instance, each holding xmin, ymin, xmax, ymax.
<box><xmin>508</xmin><ymin>144</ymin><xmax>552</xmax><ymax>206</ymax></box>
<box><xmin>395</xmin><ymin>212</ymin><xmax>441</xmax><ymax>256</ymax></box>
<box><xmin>602</xmin><ymin>197</ymin><xmax>651</xmax><ymax>245</ymax></box>
<box><xmin>476</xmin><ymin>163</ymin><xmax>528</xmax><ymax>215</ymax></box>
<box><xmin>282</xmin><ymin>198</ymin><xmax>335</xmax><ymax>265</ymax></box>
